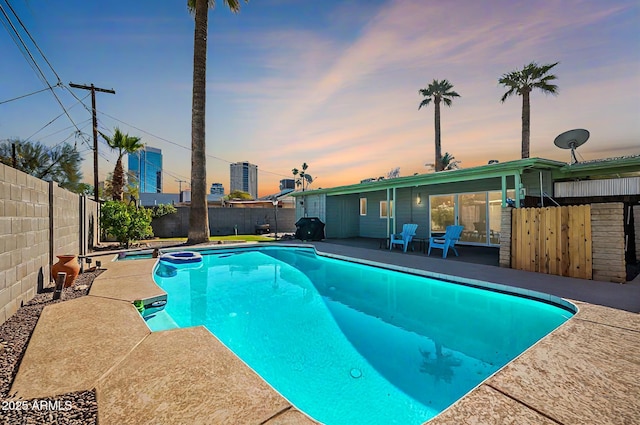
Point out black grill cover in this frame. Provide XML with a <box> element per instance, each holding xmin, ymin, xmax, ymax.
<box><xmin>295</xmin><ymin>217</ymin><xmax>325</xmax><ymax>241</ymax></box>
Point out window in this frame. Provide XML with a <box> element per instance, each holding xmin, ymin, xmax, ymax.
<box><xmin>429</xmin><ymin>195</ymin><xmax>454</xmax><ymax>232</ymax></box>
<box><xmin>379</xmin><ymin>200</ymin><xmax>394</xmax><ymax>218</ymax></box>
<box><xmin>359</xmin><ymin>198</ymin><xmax>367</xmax><ymax>216</ymax></box>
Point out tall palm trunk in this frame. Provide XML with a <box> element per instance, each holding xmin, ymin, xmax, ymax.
<box><xmin>112</xmin><ymin>157</ymin><xmax>125</xmax><ymax>201</ymax></box>
<box><xmin>521</xmin><ymin>90</ymin><xmax>531</xmax><ymax>159</ymax></box>
<box><xmin>187</xmin><ymin>0</ymin><xmax>210</xmax><ymax>244</ymax></box>
<box><xmin>434</xmin><ymin>99</ymin><xmax>442</xmax><ymax>172</ymax></box>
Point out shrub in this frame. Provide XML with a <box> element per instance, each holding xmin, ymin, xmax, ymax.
<box><xmin>151</xmin><ymin>203</ymin><xmax>177</xmax><ymax>218</ymax></box>
<box><xmin>100</xmin><ymin>201</ymin><xmax>153</xmax><ymax>247</ymax></box>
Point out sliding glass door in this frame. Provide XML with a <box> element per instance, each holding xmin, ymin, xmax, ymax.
<box><xmin>429</xmin><ymin>195</ymin><xmax>455</xmax><ymax>234</ymax></box>
<box><xmin>429</xmin><ymin>190</ymin><xmax>514</xmax><ymax>246</ymax></box>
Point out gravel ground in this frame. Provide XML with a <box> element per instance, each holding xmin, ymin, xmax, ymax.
<box><xmin>1</xmin><ymin>271</ymin><xmax>102</xmax><ymax>425</ymax></box>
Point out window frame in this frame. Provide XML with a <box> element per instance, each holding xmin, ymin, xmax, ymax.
<box><xmin>379</xmin><ymin>200</ymin><xmax>394</xmax><ymax>218</ymax></box>
<box><xmin>359</xmin><ymin>198</ymin><xmax>367</xmax><ymax>216</ymax></box>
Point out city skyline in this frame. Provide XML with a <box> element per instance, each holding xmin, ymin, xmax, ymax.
<box><xmin>1</xmin><ymin>0</ymin><xmax>638</xmax><ymax>197</ymax></box>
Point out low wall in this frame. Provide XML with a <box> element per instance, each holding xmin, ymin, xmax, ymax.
<box><xmin>151</xmin><ymin>206</ymin><xmax>297</xmax><ymax>238</ymax></box>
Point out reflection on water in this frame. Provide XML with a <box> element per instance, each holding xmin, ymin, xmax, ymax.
<box><xmin>419</xmin><ymin>343</ymin><xmax>463</xmax><ymax>384</ymax></box>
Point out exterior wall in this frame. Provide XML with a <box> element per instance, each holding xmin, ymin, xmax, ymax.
<box><xmin>359</xmin><ymin>190</ymin><xmax>392</xmax><ymax>238</ymax></box>
<box><xmin>128</xmin><ymin>147</ymin><xmax>163</xmax><ymax>193</ymax></box>
<box><xmin>230</xmin><ymin>161</ymin><xmax>258</xmax><ymax>199</ymax></box>
<box><xmin>635</xmin><ymin>205</ymin><xmax>640</xmax><ymax>263</ymax></box>
<box><xmin>151</xmin><ymin>206</ymin><xmax>297</xmax><ymax>237</ymax></box>
<box><xmin>522</xmin><ymin>169</ymin><xmax>553</xmax><ymax>198</ymax></box>
<box><xmin>499</xmin><ymin>207</ymin><xmax>512</xmax><ymax>267</ymax></box>
<box><xmin>591</xmin><ymin>202</ymin><xmax>626</xmax><ymax>283</ymax></box>
<box><xmin>394</xmin><ymin>188</ymin><xmax>414</xmax><ymax>235</ymax></box>
<box><xmin>325</xmin><ymin>195</ymin><xmax>359</xmax><ymax>238</ymax></box>
<box><xmin>295</xmin><ymin>193</ymin><xmax>326</xmax><ymax>222</ymax></box>
<box><xmin>0</xmin><ymin>164</ymin><xmax>50</xmax><ymax>325</ymax></box>
<box><xmin>358</xmin><ymin>188</ymin><xmax>429</xmax><ymax>239</ymax></box>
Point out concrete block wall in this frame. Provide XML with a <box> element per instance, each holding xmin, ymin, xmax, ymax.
<box><xmin>0</xmin><ymin>164</ymin><xmax>50</xmax><ymax>324</ymax></box>
<box><xmin>151</xmin><ymin>206</ymin><xmax>297</xmax><ymax>238</ymax></box>
<box><xmin>591</xmin><ymin>202</ymin><xmax>626</xmax><ymax>283</ymax></box>
<box><xmin>51</xmin><ymin>182</ymin><xmax>81</xmax><ymax>257</ymax></box>
<box><xmin>499</xmin><ymin>207</ymin><xmax>512</xmax><ymax>268</ymax></box>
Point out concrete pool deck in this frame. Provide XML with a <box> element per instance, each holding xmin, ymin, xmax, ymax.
<box><xmin>9</xmin><ymin>242</ymin><xmax>640</xmax><ymax>424</ymax></box>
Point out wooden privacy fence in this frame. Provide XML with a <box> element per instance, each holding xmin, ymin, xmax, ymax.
<box><xmin>511</xmin><ymin>205</ymin><xmax>592</xmax><ymax>279</ymax></box>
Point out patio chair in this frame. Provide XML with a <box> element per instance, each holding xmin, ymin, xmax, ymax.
<box><xmin>428</xmin><ymin>225</ymin><xmax>464</xmax><ymax>258</ymax></box>
<box><xmin>390</xmin><ymin>224</ymin><xmax>418</xmax><ymax>252</ymax></box>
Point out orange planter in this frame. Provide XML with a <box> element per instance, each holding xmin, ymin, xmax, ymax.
<box><xmin>51</xmin><ymin>255</ymin><xmax>80</xmax><ymax>287</ymax></box>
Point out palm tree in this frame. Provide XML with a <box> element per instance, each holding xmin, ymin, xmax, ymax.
<box><xmin>440</xmin><ymin>152</ymin><xmax>461</xmax><ymax>170</ymax></box>
<box><xmin>418</xmin><ymin>80</ymin><xmax>460</xmax><ymax>172</ymax></box>
<box><xmin>292</xmin><ymin>162</ymin><xmax>313</xmax><ymax>191</ymax></box>
<box><xmin>499</xmin><ymin>61</ymin><xmax>559</xmax><ymax>159</ymax></box>
<box><xmin>186</xmin><ymin>0</ymin><xmax>246</xmax><ymax>245</ymax></box>
<box><xmin>99</xmin><ymin>128</ymin><xmax>143</xmax><ymax>201</ymax></box>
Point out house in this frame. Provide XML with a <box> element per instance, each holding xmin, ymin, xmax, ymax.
<box><xmin>291</xmin><ymin>156</ymin><xmax>640</xmax><ymax>248</ymax></box>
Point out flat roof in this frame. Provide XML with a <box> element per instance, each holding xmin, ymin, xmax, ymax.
<box><xmin>291</xmin><ymin>157</ymin><xmax>564</xmax><ymax>197</ymax></box>
<box><xmin>291</xmin><ymin>155</ymin><xmax>640</xmax><ymax>197</ymax></box>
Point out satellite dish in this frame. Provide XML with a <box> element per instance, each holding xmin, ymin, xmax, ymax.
<box><xmin>554</xmin><ymin>129</ymin><xmax>589</xmax><ymax>164</ymax></box>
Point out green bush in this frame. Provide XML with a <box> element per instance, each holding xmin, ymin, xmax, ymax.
<box><xmin>100</xmin><ymin>201</ymin><xmax>153</xmax><ymax>247</ymax></box>
<box><xmin>151</xmin><ymin>203</ymin><xmax>177</xmax><ymax>218</ymax></box>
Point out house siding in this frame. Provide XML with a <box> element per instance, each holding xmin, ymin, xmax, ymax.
<box><xmin>522</xmin><ymin>169</ymin><xmax>553</xmax><ymax>197</ymax></box>
<box><xmin>325</xmin><ymin>195</ymin><xmax>359</xmax><ymax>238</ymax></box>
<box><xmin>295</xmin><ymin>193</ymin><xmax>326</xmax><ymax>222</ymax></box>
<box><xmin>359</xmin><ymin>190</ymin><xmax>392</xmax><ymax>238</ymax></box>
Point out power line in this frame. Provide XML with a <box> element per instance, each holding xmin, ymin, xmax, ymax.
<box><xmin>97</xmin><ymin>110</ymin><xmax>293</xmax><ymax>179</ymax></box>
<box><xmin>96</xmin><ymin>125</ymin><xmax>191</xmax><ymax>188</ymax></box>
<box><xmin>69</xmin><ymin>83</ymin><xmax>116</xmax><ymax>202</ymax></box>
<box><xmin>0</xmin><ymin>0</ymin><xmax>91</xmax><ymax>154</ymax></box>
<box><xmin>0</xmin><ymin>86</ymin><xmax>51</xmax><ymax>105</ymax></box>
<box><xmin>23</xmin><ymin>93</ymin><xmax>91</xmax><ymax>142</ymax></box>
<box><xmin>2</xmin><ymin>0</ymin><xmax>63</xmax><ymax>83</ymax></box>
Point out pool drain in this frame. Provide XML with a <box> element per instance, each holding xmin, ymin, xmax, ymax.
<box><xmin>350</xmin><ymin>368</ymin><xmax>362</xmax><ymax>379</ymax></box>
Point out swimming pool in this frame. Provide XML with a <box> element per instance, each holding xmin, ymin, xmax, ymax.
<box><xmin>149</xmin><ymin>245</ymin><xmax>574</xmax><ymax>425</ymax></box>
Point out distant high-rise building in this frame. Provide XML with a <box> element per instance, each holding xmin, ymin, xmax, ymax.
<box><xmin>279</xmin><ymin>179</ymin><xmax>295</xmax><ymax>191</ymax></box>
<box><xmin>210</xmin><ymin>182</ymin><xmax>225</xmax><ymax>195</ymax></box>
<box><xmin>128</xmin><ymin>146</ymin><xmax>163</xmax><ymax>193</ymax></box>
<box><xmin>230</xmin><ymin>161</ymin><xmax>258</xmax><ymax>199</ymax></box>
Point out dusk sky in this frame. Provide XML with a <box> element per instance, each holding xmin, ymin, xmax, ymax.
<box><xmin>1</xmin><ymin>0</ymin><xmax>639</xmax><ymax>196</ymax></box>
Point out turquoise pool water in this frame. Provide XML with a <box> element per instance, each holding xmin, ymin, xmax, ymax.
<box><xmin>149</xmin><ymin>246</ymin><xmax>574</xmax><ymax>425</ymax></box>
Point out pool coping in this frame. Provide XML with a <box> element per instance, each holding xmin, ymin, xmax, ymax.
<box><xmin>9</xmin><ymin>243</ymin><xmax>640</xmax><ymax>424</ymax></box>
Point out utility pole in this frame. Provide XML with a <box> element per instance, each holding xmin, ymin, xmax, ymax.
<box><xmin>69</xmin><ymin>83</ymin><xmax>115</xmax><ymax>201</ymax></box>
<box><xmin>175</xmin><ymin>179</ymin><xmax>186</xmax><ymax>193</ymax></box>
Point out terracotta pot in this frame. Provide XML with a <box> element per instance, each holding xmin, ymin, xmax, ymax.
<box><xmin>51</xmin><ymin>255</ymin><xmax>80</xmax><ymax>287</ymax></box>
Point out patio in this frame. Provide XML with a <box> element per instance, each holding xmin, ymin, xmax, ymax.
<box><xmin>7</xmin><ymin>240</ymin><xmax>640</xmax><ymax>424</ymax></box>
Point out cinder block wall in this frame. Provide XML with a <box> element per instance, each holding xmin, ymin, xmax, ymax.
<box><xmin>51</xmin><ymin>182</ymin><xmax>81</xmax><ymax>257</ymax></box>
<box><xmin>151</xmin><ymin>206</ymin><xmax>297</xmax><ymax>238</ymax></box>
<box><xmin>591</xmin><ymin>202</ymin><xmax>626</xmax><ymax>283</ymax></box>
<box><xmin>0</xmin><ymin>164</ymin><xmax>50</xmax><ymax>324</ymax></box>
<box><xmin>499</xmin><ymin>207</ymin><xmax>512</xmax><ymax>268</ymax></box>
